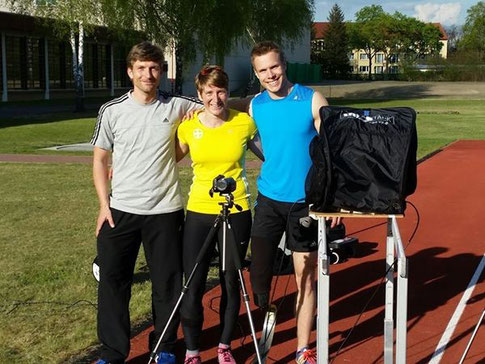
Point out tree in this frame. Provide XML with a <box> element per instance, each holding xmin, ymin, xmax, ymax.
<box><xmin>347</xmin><ymin>5</ymin><xmax>386</xmax><ymax>80</ymax></box>
<box><xmin>100</xmin><ymin>0</ymin><xmax>204</xmax><ymax>94</ymax></box>
<box><xmin>195</xmin><ymin>0</ymin><xmax>247</xmax><ymax>65</ymax></box>
<box><xmin>106</xmin><ymin>0</ymin><xmax>314</xmax><ymax>93</ymax></box>
<box><xmin>9</xmin><ymin>0</ymin><xmax>314</xmax><ymax>95</ymax></box>
<box><xmin>459</xmin><ymin>1</ymin><xmax>485</xmax><ymax>60</ymax></box>
<box><xmin>315</xmin><ymin>4</ymin><xmax>350</xmax><ymax>79</ymax></box>
<box><xmin>393</xmin><ymin>14</ymin><xmax>442</xmax><ymax>62</ymax></box>
<box><xmin>244</xmin><ymin>0</ymin><xmax>314</xmax><ymax>45</ymax></box>
<box><xmin>7</xmin><ymin>0</ymin><xmax>103</xmax><ymax>111</ymax></box>
<box><xmin>348</xmin><ymin>6</ymin><xmax>443</xmax><ymax>78</ymax></box>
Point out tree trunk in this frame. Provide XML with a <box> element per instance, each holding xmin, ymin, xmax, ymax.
<box><xmin>70</xmin><ymin>25</ymin><xmax>85</xmax><ymax>112</ymax></box>
<box><xmin>368</xmin><ymin>50</ymin><xmax>373</xmax><ymax>81</ymax></box>
<box><xmin>384</xmin><ymin>54</ymin><xmax>390</xmax><ymax>79</ymax></box>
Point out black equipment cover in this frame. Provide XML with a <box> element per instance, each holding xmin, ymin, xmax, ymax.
<box><xmin>306</xmin><ymin>106</ymin><xmax>417</xmax><ymax>214</ymax></box>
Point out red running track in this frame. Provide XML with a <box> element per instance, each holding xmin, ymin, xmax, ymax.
<box><xmin>125</xmin><ymin>140</ymin><xmax>485</xmax><ymax>364</ymax></box>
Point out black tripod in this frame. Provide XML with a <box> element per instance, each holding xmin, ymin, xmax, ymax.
<box><xmin>148</xmin><ymin>192</ymin><xmax>263</xmax><ymax>364</ymax></box>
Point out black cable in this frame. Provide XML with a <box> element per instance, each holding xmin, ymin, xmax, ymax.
<box><xmin>4</xmin><ymin>298</ymin><xmax>97</xmax><ymax>315</ymax></box>
<box><xmin>405</xmin><ymin>201</ymin><xmax>420</xmax><ymax>249</ymax></box>
<box><xmin>330</xmin><ymin>201</ymin><xmax>420</xmax><ymax>363</ymax></box>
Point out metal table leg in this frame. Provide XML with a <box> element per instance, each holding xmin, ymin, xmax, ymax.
<box><xmin>384</xmin><ymin>218</ymin><xmax>395</xmax><ymax>364</ymax></box>
<box><xmin>317</xmin><ymin>216</ymin><xmax>329</xmax><ymax>363</ymax></box>
<box><xmin>392</xmin><ymin>217</ymin><xmax>408</xmax><ymax>364</ymax></box>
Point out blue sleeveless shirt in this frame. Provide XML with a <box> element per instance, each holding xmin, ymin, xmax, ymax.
<box><xmin>252</xmin><ymin>84</ymin><xmax>316</xmax><ymax>202</ymax></box>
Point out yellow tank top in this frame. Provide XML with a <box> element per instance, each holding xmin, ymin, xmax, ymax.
<box><xmin>177</xmin><ymin>109</ymin><xmax>257</xmax><ymax>214</ymax></box>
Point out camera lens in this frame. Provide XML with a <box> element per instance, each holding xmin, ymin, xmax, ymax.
<box><xmin>210</xmin><ymin>175</ymin><xmax>237</xmax><ymax>196</ymax></box>
<box><xmin>216</xmin><ymin>178</ymin><xmax>230</xmax><ymax>191</ymax></box>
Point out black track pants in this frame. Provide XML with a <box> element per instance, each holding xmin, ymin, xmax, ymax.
<box><xmin>97</xmin><ymin>208</ymin><xmax>184</xmax><ymax>363</ymax></box>
<box><xmin>180</xmin><ymin>210</ymin><xmax>251</xmax><ymax>350</ymax></box>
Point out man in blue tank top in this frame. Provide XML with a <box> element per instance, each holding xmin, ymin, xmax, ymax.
<box><xmin>248</xmin><ymin>41</ymin><xmax>340</xmax><ymax>364</ymax></box>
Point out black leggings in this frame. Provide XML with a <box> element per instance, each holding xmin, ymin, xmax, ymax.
<box><xmin>180</xmin><ymin>210</ymin><xmax>251</xmax><ymax>350</ymax></box>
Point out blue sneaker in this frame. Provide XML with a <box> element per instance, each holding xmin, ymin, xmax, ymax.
<box><xmin>155</xmin><ymin>352</ymin><xmax>176</xmax><ymax>364</ymax></box>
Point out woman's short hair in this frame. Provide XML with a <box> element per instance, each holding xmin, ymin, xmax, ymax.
<box><xmin>195</xmin><ymin>65</ymin><xmax>229</xmax><ymax>93</ymax></box>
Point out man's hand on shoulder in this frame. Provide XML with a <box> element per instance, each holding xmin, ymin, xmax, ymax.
<box><xmin>182</xmin><ymin>109</ymin><xmax>200</xmax><ymax>121</ymax></box>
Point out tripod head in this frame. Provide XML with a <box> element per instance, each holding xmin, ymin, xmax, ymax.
<box><xmin>218</xmin><ymin>192</ymin><xmax>243</xmax><ymax>212</ymax></box>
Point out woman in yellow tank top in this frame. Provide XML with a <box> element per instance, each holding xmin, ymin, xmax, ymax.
<box><xmin>176</xmin><ymin>65</ymin><xmax>257</xmax><ymax>364</ymax></box>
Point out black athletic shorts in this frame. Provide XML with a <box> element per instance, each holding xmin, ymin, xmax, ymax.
<box><xmin>251</xmin><ymin>193</ymin><xmax>317</xmax><ymax>252</ymax></box>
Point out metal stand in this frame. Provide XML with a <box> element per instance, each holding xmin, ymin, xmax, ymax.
<box><xmin>458</xmin><ymin>308</ymin><xmax>485</xmax><ymax>364</ymax></box>
<box><xmin>309</xmin><ymin>211</ymin><xmax>408</xmax><ymax>364</ymax></box>
<box><xmin>148</xmin><ymin>195</ymin><xmax>262</xmax><ymax>364</ymax></box>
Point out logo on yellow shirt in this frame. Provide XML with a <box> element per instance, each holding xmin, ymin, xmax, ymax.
<box><xmin>193</xmin><ymin>128</ymin><xmax>203</xmax><ymax>139</ymax></box>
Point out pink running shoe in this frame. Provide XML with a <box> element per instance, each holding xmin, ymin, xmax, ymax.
<box><xmin>217</xmin><ymin>347</ymin><xmax>236</xmax><ymax>364</ymax></box>
<box><xmin>184</xmin><ymin>354</ymin><xmax>202</xmax><ymax>364</ymax></box>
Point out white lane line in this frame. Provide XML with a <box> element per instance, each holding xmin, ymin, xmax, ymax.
<box><xmin>429</xmin><ymin>253</ymin><xmax>485</xmax><ymax>364</ymax></box>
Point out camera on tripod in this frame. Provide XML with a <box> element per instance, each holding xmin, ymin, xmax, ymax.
<box><xmin>210</xmin><ymin>174</ymin><xmax>236</xmax><ymax>196</ymax></box>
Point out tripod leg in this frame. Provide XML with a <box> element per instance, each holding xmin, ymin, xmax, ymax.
<box><xmin>148</xmin><ymin>218</ymin><xmax>221</xmax><ymax>364</ymax></box>
<box><xmin>225</xmin><ymin>221</ymin><xmax>263</xmax><ymax>364</ymax></box>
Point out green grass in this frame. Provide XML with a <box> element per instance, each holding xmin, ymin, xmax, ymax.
<box><xmin>0</xmin><ymin>163</ymin><xmax>258</xmax><ymax>363</ymax></box>
<box><xmin>0</xmin><ymin>112</ymin><xmax>97</xmax><ymax>154</ymax></box>
<box><xmin>0</xmin><ymin>163</ymin><xmax>99</xmax><ymax>362</ymax></box>
<box><xmin>0</xmin><ymin>97</ymin><xmax>484</xmax><ymax>362</ymax></box>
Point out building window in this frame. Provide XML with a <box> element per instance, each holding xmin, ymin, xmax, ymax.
<box><xmin>374</xmin><ymin>66</ymin><xmax>383</xmax><ymax>74</ymax></box>
<box><xmin>48</xmin><ymin>40</ymin><xmax>74</xmax><ymax>89</ymax></box>
<box><xmin>84</xmin><ymin>43</ymin><xmax>110</xmax><ymax>89</ymax></box>
<box><xmin>376</xmin><ymin>53</ymin><xmax>384</xmax><ymax>63</ymax></box>
<box><xmin>359</xmin><ymin>66</ymin><xmax>369</xmax><ymax>73</ymax></box>
<box><xmin>389</xmin><ymin>66</ymin><xmax>399</xmax><ymax>74</ymax></box>
<box><xmin>359</xmin><ymin>53</ymin><xmax>368</xmax><ymax>60</ymax></box>
<box><xmin>113</xmin><ymin>44</ymin><xmax>131</xmax><ymax>88</ymax></box>
<box><xmin>390</xmin><ymin>54</ymin><xmax>399</xmax><ymax>63</ymax></box>
<box><xmin>349</xmin><ymin>52</ymin><xmax>354</xmax><ymax>60</ymax></box>
<box><xmin>5</xmin><ymin>35</ymin><xmax>45</xmax><ymax>90</ymax></box>
<box><xmin>27</xmin><ymin>37</ymin><xmax>45</xmax><ymax>89</ymax></box>
<box><xmin>96</xmin><ymin>44</ymin><xmax>109</xmax><ymax>89</ymax></box>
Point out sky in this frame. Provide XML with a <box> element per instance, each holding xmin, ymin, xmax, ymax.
<box><xmin>314</xmin><ymin>0</ymin><xmax>479</xmax><ymax>26</ymax></box>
